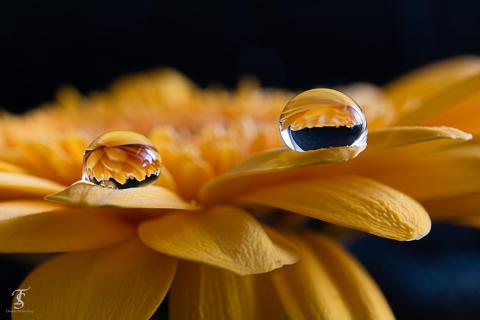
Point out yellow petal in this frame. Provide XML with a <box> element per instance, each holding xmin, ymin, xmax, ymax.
<box><xmin>200</xmin><ymin>126</ymin><xmax>469</xmax><ymax>204</ymax></box>
<box><xmin>268</xmin><ymin>233</ymin><xmax>352</xmax><ymax>319</ymax></box>
<box><xmin>170</xmin><ymin>262</ymin><xmax>257</xmax><ymax>320</ymax></box>
<box><xmin>0</xmin><ymin>172</ymin><xmax>64</xmax><ymax>200</ymax></box>
<box><xmin>46</xmin><ymin>181</ymin><xmax>195</xmax><ymax>209</ymax></box>
<box><xmin>247</xmin><ymin>270</ymin><xmax>292</xmax><ymax>320</ymax></box>
<box><xmin>237</xmin><ymin>175</ymin><xmax>431</xmax><ymax>241</ymax></box>
<box><xmin>363</xmin><ymin>145</ymin><xmax>480</xmax><ymax>201</ymax></box>
<box><xmin>13</xmin><ymin>239</ymin><xmax>177</xmax><ymax>320</ymax></box>
<box><xmin>0</xmin><ymin>160</ymin><xmax>27</xmax><ymax>173</ymax></box>
<box><xmin>208</xmin><ymin>145</ymin><xmax>364</xmax><ymax>181</ymax></box>
<box><xmin>352</xmin><ymin>127</ymin><xmax>473</xmax><ymax>174</ymax></box>
<box><xmin>170</xmin><ymin>233</ymin><xmax>392</xmax><ymax>320</ymax></box>
<box><xmin>367</xmin><ymin>126</ymin><xmax>472</xmax><ymax>152</ymax></box>
<box><xmin>420</xmin><ymin>86</ymin><xmax>480</xmax><ymax>133</ymax></box>
<box><xmin>385</xmin><ymin>55</ymin><xmax>480</xmax><ymax>116</ymax></box>
<box><xmin>12</xmin><ymin>141</ymin><xmax>82</xmax><ymax>185</ymax></box>
<box><xmin>395</xmin><ymin>73</ymin><xmax>480</xmax><ymax>127</ymax></box>
<box><xmin>170</xmin><ymin>262</ymin><xmax>288</xmax><ymax>320</ymax></box>
<box><xmin>138</xmin><ymin>206</ymin><xmax>299</xmax><ymax>275</ymax></box>
<box><xmin>305</xmin><ymin>232</ymin><xmax>395</xmax><ymax>319</ymax></box>
<box><xmin>200</xmin><ymin>145</ymin><xmax>365</xmax><ymax>203</ymax></box>
<box><xmin>0</xmin><ymin>200</ymin><xmax>134</xmax><ymax>252</ymax></box>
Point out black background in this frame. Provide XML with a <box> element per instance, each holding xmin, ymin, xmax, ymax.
<box><xmin>1</xmin><ymin>1</ymin><xmax>480</xmax><ymax>319</ymax></box>
<box><xmin>1</xmin><ymin>0</ymin><xmax>480</xmax><ymax>112</ymax></box>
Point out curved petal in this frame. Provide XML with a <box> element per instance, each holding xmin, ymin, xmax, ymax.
<box><xmin>268</xmin><ymin>233</ymin><xmax>352</xmax><ymax>319</ymax></box>
<box><xmin>169</xmin><ymin>262</ymin><xmax>286</xmax><ymax>320</ymax></box>
<box><xmin>384</xmin><ymin>55</ymin><xmax>480</xmax><ymax>117</ymax></box>
<box><xmin>207</xmin><ymin>145</ymin><xmax>364</xmax><ymax>178</ymax></box>
<box><xmin>363</xmin><ymin>145</ymin><xmax>480</xmax><ymax>201</ymax></box>
<box><xmin>200</xmin><ymin>126</ymin><xmax>469</xmax><ymax>204</ymax></box>
<box><xmin>366</xmin><ymin>126</ymin><xmax>471</xmax><ymax>152</ymax></box>
<box><xmin>420</xmin><ymin>90</ymin><xmax>480</xmax><ymax>133</ymax></box>
<box><xmin>200</xmin><ymin>146</ymin><xmax>364</xmax><ymax>203</ymax></box>
<box><xmin>46</xmin><ymin>181</ymin><xmax>196</xmax><ymax>209</ymax></box>
<box><xmin>171</xmin><ymin>232</ymin><xmax>393</xmax><ymax>320</ymax></box>
<box><xmin>394</xmin><ymin>73</ymin><xmax>480</xmax><ymax>127</ymax></box>
<box><xmin>305</xmin><ymin>233</ymin><xmax>395</xmax><ymax>319</ymax></box>
<box><xmin>13</xmin><ymin>239</ymin><xmax>177</xmax><ymax>320</ymax></box>
<box><xmin>247</xmin><ymin>270</ymin><xmax>292</xmax><ymax>320</ymax></box>
<box><xmin>237</xmin><ymin>175</ymin><xmax>431</xmax><ymax>241</ymax></box>
<box><xmin>0</xmin><ymin>160</ymin><xmax>27</xmax><ymax>173</ymax></box>
<box><xmin>0</xmin><ymin>200</ymin><xmax>134</xmax><ymax>252</ymax></box>
<box><xmin>0</xmin><ymin>172</ymin><xmax>63</xmax><ymax>200</ymax></box>
<box><xmin>138</xmin><ymin>206</ymin><xmax>299</xmax><ymax>275</ymax></box>
<box><xmin>169</xmin><ymin>262</ymin><xmax>256</xmax><ymax>320</ymax></box>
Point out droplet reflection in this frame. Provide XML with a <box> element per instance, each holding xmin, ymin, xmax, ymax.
<box><xmin>82</xmin><ymin>131</ymin><xmax>162</xmax><ymax>189</ymax></box>
<box><xmin>279</xmin><ymin>88</ymin><xmax>367</xmax><ymax>151</ymax></box>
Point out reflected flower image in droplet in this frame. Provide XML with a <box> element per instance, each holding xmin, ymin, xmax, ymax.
<box><xmin>279</xmin><ymin>88</ymin><xmax>367</xmax><ymax>151</ymax></box>
<box><xmin>82</xmin><ymin>131</ymin><xmax>162</xmax><ymax>189</ymax></box>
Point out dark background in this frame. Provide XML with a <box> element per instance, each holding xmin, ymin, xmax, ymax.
<box><xmin>1</xmin><ymin>1</ymin><xmax>480</xmax><ymax>319</ymax></box>
<box><xmin>1</xmin><ymin>0</ymin><xmax>480</xmax><ymax>112</ymax></box>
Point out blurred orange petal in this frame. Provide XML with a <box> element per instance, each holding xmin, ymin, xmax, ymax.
<box><xmin>0</xmin><ymin>172</ymin><xmax>63</xmax><ymax>200</ymax></box>
<box><xmin>385</xmin><ymin>55</ymin><xmax>480</xmax><ymax>118</ymax></box>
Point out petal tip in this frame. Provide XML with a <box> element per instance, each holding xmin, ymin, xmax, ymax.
<box><xmin>406</xmin><ymin>220</ymin><xmax>432</xmax><ymax>241</ymax></box>
<box><xmin>438</xmin><ymin>126</ymin><xmax>473</xmax><ymax>141</ymax></box>
<box><xmin>401</xmin><ymin>207</ymin><xmax>431</xmax><ymax>241</ymax></box>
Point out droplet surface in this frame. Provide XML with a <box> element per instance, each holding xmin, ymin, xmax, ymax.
<box><xmin>279</xmin><ymin>88</ymin><xmax>367</xmax><ymax>151</ymax></box>
<box><xmin>82</xmin><ymin>131</ymin><xmax>162</xmax><ymax>189</ymax></box>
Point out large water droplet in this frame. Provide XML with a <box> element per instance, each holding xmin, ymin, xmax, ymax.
<box><xmin>82</xmin><ymin>131</ymin><xmax>162</xmax><ymax>189</ymax></box>
<box><xmin>279</xmin><ymin>88</ymin><xmax>367</xmax><ymax>151</ymax></box>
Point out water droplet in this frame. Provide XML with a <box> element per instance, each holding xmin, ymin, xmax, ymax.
<box><xmin>279</xmin><ymin>88</ymin><xmax>367</xmax><ymax>151</ymax></box>
<box><xmin>82</xmin><ymin>131</ymin><xmax>162</xmax><ymax>189</ymax></box>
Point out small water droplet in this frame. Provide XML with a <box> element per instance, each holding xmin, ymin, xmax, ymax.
<box><xmin>279</xmin><ymin>88</ymin><xmax>367</xmax><ymax>151</ymax></box>
<box><xmin>82</xmin><ymin>131</ymin><xmax>162</xmax><ymax>189</ymax></box>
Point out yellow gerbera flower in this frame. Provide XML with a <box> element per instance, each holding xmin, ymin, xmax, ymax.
<box><xmin>0</xmin><ymin>56</ymin><xmax>475</xmax><ymax>319</ymax></box>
